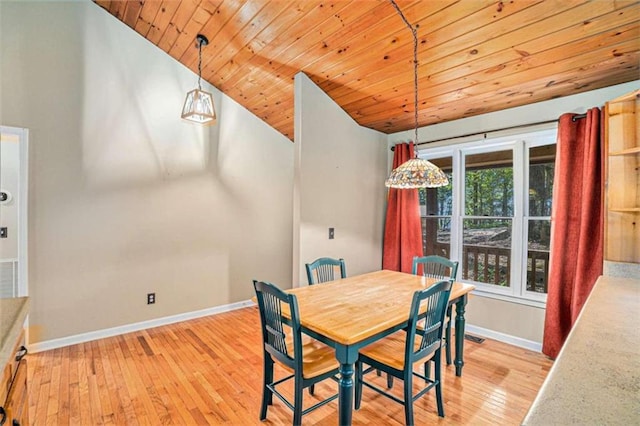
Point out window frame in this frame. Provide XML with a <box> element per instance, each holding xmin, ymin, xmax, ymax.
<box><xmin>418</xmin><ymin>127</ymin><xmax>557</xmax><ymax>307</ymax></box>
<box><xmin>521</xmin><ymin>137</ymin><xmax>555</xmax><ymax>303</ymax></box>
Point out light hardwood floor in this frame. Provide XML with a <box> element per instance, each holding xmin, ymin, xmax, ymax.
<box><xmin>28</xmin><ymin>306</ymin><xmax>552</xmax><ymax>425</ymax></box>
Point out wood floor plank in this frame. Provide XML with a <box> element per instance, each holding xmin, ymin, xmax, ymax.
<box><xmin>28</xmin><ymin>307</ymin><xmax>552</xmax><ymax>425</ymax></box>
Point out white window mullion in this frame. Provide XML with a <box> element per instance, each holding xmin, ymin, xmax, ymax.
<box><xmin>451</xmin><ymin>148</ymin><xmax>462</xmax><ymax>266</ymax></box>
<box><xmin>512</xmin><ymin>141</ymin><xmax>525</xmax><ymax>298</ymax></box>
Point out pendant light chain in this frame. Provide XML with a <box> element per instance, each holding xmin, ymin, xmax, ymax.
<box><xmin>385</xmin><ymin>1</ymin><xmax>448</xmax><ymax>188</ymax></box>
<box><xmin>390</xmin><ymin>0</ymin><xmax>419</xmax><ymax>145</ymax></box>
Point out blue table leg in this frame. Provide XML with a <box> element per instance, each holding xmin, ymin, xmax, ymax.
<box><xmin>454</xmin><ymin>294</ymin><xmax>468</xmax><ymax>377</ymax></box>
<box><xmin>335</xmin><ymin>345</ymin><xmax>358</xmax><ymax>425</ymax></box>
<box><xmin>338</xmin><ymin>362</ymin><xmax>354</xmax><ymax>424</ymax></box>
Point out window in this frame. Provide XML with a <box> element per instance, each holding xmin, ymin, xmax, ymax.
<box><xmin>419</xmin><ymin>128</ymin><xmax>556</xmax><ymax>304</ymax></box>
<box><xmin>526</xmin><ymin>144</ymin><xmax>555</xmax><ymax>295</ymax></box>
<box><xmin>420</xmin><ymin>156</ymin><xmax>453</xmax><ymax>258</ymax></box>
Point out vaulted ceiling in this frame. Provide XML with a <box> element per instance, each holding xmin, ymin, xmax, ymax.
<box><xmin>94</xmin><ymin>0</ymin><xmax>639</xmax><ymax>141</ymax></box>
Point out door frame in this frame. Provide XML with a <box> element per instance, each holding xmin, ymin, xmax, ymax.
<box><xmin>1</xmin><ymin>125</ymin><xmax>28</xmax><ymax>296</ymax></box>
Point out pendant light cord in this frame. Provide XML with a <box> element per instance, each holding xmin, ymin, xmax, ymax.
<box><xmin>390</xmin><ymin>0</ymin><xmax>419</xmax><ymax>146</ymax></box>
<box><xmin>197</xmin><ymin>38</ymin><xmax>203</xmax><ymax>91</ymax></box>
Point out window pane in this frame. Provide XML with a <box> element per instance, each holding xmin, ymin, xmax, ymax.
<box><xmin>465</xmin><ymin>151</ymin><xmax>513</xmax><ymax>217</ymax></box>
<box><xmin>422</xmin><ymin>217</ymin><xmax>451</xmax><ymax>257</ymax></box>
<box><xmin>527</xmin><ymin>219</ymin><xmax>551</xmax><ymax>294</ymax></box>
<box><xmin>420</xmin><ymin>156</ymin><xmax>453</xmax><ymax>256</ymax></box>
<box><xmin>420</xmin><ymin>157</ymin><xmax>452</xmax><ymax>215</ymax></box>
<box><xmin>529</xmin><ymin>145</ymin><xmax>555</xmax><ymax>216</ymax></box>
<box><xmin>462</xmin><ymin>218</ymin><xmax>511</xmax><ymax>287</ymax></box>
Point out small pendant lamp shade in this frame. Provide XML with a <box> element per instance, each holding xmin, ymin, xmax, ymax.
<box><xmin>385</xmin><ymin>157</ymin><xmax>449</xmax><ymax>188</ymax></box>
<box><xmin>181</xmin><ymin>89</ymin><xmax>216</xmax><ymax>123</ymax></box>
<box><xmin>181</xmin><ymin>34</ymin><xmax>216</xmax><ymax>124</ymax></box>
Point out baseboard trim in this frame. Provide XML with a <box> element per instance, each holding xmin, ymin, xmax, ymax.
<box><xmin>29</xmin><ymin>299</ymin><xmax>256</xmax><ymax>353</ymax></box>
<box><xmin>463</xmin><ymin>324</ymin><xmax>542</xmax><ymax>352</ymax></box>
<box><xmin>30</xmin><ymin>301</ymin><xmax>542</xmax><ymax>354</ymax></box>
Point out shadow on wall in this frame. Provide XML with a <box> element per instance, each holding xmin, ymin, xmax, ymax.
<box><xmin>80</xmin><ymin>12</ymin><xmax>223</xmax><ymax>193</ymax></box>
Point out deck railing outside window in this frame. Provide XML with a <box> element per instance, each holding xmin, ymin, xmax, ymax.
<box><xmin>422</xmin><ymin>223</ymin><xmax>549</xmax><ymax>294</ymax></box>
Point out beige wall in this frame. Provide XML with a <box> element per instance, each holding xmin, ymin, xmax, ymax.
<box><xmin>463</xmin><ymin>297</ymin><xmax>546</xmax><ymax>343</ymax></box>
<box><xmin>294</xmin><ymin>73</ymin><xmax>388</xmax><ymax>285</ymax></box>
<box><xmin>1</xmin><ymin>1</ymin><xmax>293</xmax><ymax>343</ymax></box>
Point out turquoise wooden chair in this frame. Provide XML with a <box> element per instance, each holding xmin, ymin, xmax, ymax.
<box><xmin>253</xmin><ymin>280</ymin><xmax>339</xmax><ymax>425</ymax></box>
<box><xmin>412</xmin><ymin>255</ymin><xmax>459</xmax><ymax>366</ymax></box>
<box><xmin>305</xmin><ymin>257</ymin><xmax>346</xmax><ymax>285</ymax></box>
<box><xmin>355</xmin><ymin>280</ymin><xmax>452</xmax><ymax>425</ymax></box>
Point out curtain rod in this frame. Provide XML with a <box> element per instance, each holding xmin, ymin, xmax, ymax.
<box><xmin>390</xmin><ymin>113</ymin><xmax>587</xmax><ymax>151</ymax></box>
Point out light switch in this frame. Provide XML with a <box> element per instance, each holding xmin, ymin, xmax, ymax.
<box><xmin>329</xmin><ymin>227</ymin><xmax>335</xmax><ymax>239</ymax></box>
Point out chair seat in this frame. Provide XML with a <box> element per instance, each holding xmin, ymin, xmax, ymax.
<box><xmin>360</xmin><ymin>331</ymin><xmax>437</xmax><ymax>371</ymax></box>
<box><xmin>283</xmin><ymin>338</ymin><xmax>339</xmax><ymax>379</ymax></box>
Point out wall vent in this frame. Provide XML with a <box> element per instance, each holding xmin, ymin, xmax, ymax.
<box><xmin>0</xmin><ymin>260</ymin><xmax>17</xmax><ymax>298</ymax></box>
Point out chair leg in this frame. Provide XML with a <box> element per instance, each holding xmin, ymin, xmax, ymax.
<box><xmin>435</xmin><ymin>351</ymin><xmax>445</xmax><ymax>417</ymax></box>
<box><xmin>403</xmin><ymin>373</ymin><xmax>414</xmax><ymax>426</ymax></box>
<box><xmin>425</xmin><ymin>360</ymin><xmax>431</xmax><ymax>379</ymax></box>
<box><xmin>293</xmin><ymin>376</ymin><xmax>303</xmax><ymax>426</ymax></box>
<box><xmin>446</xmin><ymin>306</ymin><xmax>453</xmax><ymax>365</ymax></box>
<box><xmin>260</xmin><ymin>355</ymin><xmax>274</xmax><ymax>420</ymax></box>
<box><xmin>309</xmin><ymin>384</ymin><xmax>315</xmax><ymax>396</ymax></box>
<box><xmin>387</xmin><ymin>373</ymin><xmax>394</xmax><ymax>389</ymax></box>
<box><xmin>355</xmin><ymin>361</ymin><xmax>363</xmax><ymax>410</ymax></box>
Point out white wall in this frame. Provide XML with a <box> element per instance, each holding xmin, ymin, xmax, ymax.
<box><xmin>388</xmin><ymin>80</ymin><xmax>640</xmax><ymax>346</ymax></box>
<box><xmin>0</xmin><ymin>1</ymin><xmax>293</xmax><ymax>344</ymax></box>
<box><xmin>294</xmin><ymin>73</ymin><xmax>388</xmax><ymax>285</ymax></box>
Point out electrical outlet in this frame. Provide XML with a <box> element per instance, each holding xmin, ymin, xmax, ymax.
<box><xmin>329</xmin><ymin>227</ymin><xmax>335</xmax><ymax>239</ymax></box>
<box><xmin>147</xmin><ymin>293</ymin><xmax>156</xmax><ymax>304</ymax></box>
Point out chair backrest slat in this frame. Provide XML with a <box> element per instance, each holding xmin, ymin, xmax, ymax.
<box><xmin>405</xmin><ymin>280</ymin><xmax>452</xmax><ymax>366</ymax></box>
<box><xmin>412</xmin><ymin>255</ymin><xmax>459</xmax><ymax>281</ymax></box>
<box><xmin>253</xmin><ymin>280</ymin><xmax>302</xmax><ymax>370</ymax></box>
<box><xmin>305</xmin><ymin>257</ymin><xmax>347</xmax><ymax>285</ymax></box>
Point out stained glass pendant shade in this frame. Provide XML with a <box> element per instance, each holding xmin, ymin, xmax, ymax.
<box><xmin>385</xmin><ymin>0</ymin><xmax>448</xmax><ymax>189</ymax></box>
<box><xmin>181</xmin><ymin>34</ymin><xmax>216</xmax><ymax>124</ymax></box>
<box><xmin>385</xmin><ymin>157</ymin><xmax>449</xmax><ymax>188</ymax></box>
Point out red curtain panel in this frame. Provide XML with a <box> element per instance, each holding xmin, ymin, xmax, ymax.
<box><xmin>382</xmin><ymin>142</ymin><xmax>423</xmax><ymax>273</ymax></box>
<box><xmin>542</xmin><ymin>108</ymin><xmax>604</xmax><ymax>359</ymax></box>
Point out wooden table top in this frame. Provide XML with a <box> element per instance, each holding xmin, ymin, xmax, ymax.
<box><xmin>287</xmin><ymin>270</ymin><xmax>475</xmax><ymax>345</ymax></box>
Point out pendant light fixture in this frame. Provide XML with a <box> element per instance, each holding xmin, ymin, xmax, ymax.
<box><xmin>385</xmin><ymin>1</ymin><xmax>448</xmax><ymax>189</ymax></box>
<box><xmin>181</xmin><ymin>34</ymin><xmax>216</xmax><ymax>124</ymax></box>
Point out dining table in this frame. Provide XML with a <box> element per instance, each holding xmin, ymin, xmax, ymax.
<box><xmin>286</xmin><ymin>269</ymin><xmax>476</xmax><ymax>425</ymax></box>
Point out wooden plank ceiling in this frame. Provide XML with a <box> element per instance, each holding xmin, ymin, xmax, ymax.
<box><xmin>94</xmin><ymin>0</ymin><xmax>640</xmax><ymax>141</ymax></box>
